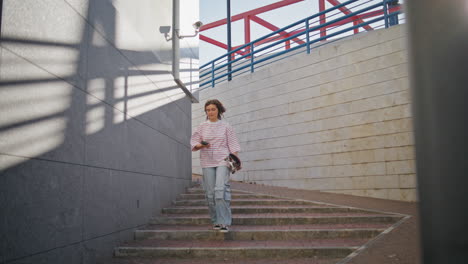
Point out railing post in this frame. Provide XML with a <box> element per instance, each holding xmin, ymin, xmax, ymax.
<box><xmin>211</xmin><ymin>61</ymin><xmax>215</xmax><ymax>88</ymax></box>
<box><xmin>388</xmin><ymin>0</ymin><xmax>400</xmax><ymax>26</ymax></box>
<box><xmin>306</xmin><ymin>18</ymin><xmax>311</xmax><ymax>54</ymax></box>
<box><xmin>245</xmin><ymin>15</ymin><xmax>251</xmax><ymax>55</ymax></box>
<box><xmin>353</xmin><ymin>20</ymin><xmax>359</xmax><ymax>34</ymax></box>
<box><xmin>383</xmin><ymin>0</ymin><xmax>389</xmax><ymax>28</ymax></box>
<box><xmin>319</xmin><ymin>0</ymin><xmax>327</xmax><ymax>40</ymax></box>
<box><xmin>250</xmin><ymin>43</ymin><xmax>255</xmax><ymax>73</ymax></box>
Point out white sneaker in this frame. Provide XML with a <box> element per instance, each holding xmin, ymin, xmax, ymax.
<box><xmin>219</xmin><ymin>226</ymin><xmax>229</xmax><ymax>233</ymax></box>
<box><xmin>213</xmin><ymin>224</ymin><xmax>221</xmax><ymax>230</ymax></box>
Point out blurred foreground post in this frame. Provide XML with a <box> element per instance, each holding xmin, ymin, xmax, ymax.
<box><xmin>406</xmin><ymin>0</ymin><xmax>468</xmax><ymax>263</ymax></box>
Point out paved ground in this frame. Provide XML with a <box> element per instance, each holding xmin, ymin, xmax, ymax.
<box><xmin>230</xmin><ymin>181</ymin><xmax>422</xmax><ymax>264</ymax></box>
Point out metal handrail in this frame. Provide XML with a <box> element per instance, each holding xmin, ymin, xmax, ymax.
<box><xmin>199</xmin><ymin>0</ymin><xmax>403</xmax><ymax>89</ymax></box>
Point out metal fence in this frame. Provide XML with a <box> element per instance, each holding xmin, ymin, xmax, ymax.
<box><xmin>199</xmin><ymin>0</ymin><xmax>404</xmax><ymax>90</ymax></box>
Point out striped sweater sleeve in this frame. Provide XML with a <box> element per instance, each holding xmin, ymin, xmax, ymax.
<box><xmin>190</xmin><ymin>125</ymin><xmax>201</xmax><ymax>151</ymax></box>
<box><xmin>226</xmin><ymin>124</ymin><xmax>241</xmax><ymax>154</ymax></box>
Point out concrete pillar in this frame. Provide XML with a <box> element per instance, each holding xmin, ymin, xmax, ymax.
<box><xmin>405</xmin><ymin>0</ymin><xmax>468</xmax><ymax>262</ymax></box>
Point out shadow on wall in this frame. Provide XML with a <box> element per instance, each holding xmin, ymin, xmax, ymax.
<box><xmin>0</xmin><ymin>0</ymin><xmax>197</xmax><ymax>263</ymax></box>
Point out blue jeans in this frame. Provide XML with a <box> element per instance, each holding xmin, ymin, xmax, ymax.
<box><xmin>202</xmin><ymin>166</ymin><xmax>232</xmax><ymax>226</ymax></box>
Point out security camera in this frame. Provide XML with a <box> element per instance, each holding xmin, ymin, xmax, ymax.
<box><xmin>162</xmin><ymin>21</ymin><xmax>203</xmax><ymax>41</ymax></box>
<box><xmin>159</xmin><ymin>26</ymin><xmax>172</xmax><ymax>41</ymax></box>
<box><xmin>192</xmin><ymin>21</ymin><xmax>203</xmax><ymax>31</ymax></box>
<box><xmin>159</xmin><ymin>26</ymin><xmax>171</xmax><ymax>34</ymax></box>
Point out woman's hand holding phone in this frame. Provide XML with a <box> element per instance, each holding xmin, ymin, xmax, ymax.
<box><xmin>196</xmin><ymin>141</ymin><xmax>210</xmax><ymax>150</ymax></box>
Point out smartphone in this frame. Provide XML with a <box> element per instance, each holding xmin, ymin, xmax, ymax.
<box><xmin>201</xmin><ymin>141</ymin><xmax>209</xmax><ymax>145</ymax></box>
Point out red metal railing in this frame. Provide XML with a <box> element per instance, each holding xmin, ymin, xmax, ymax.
<box><xmin>200</xmin><ymin>0</ymin><xmax>306</xmax><ymax>58</ymax></box>
<box><xmin>199</xmin><ymin>0</ymin><xmax>402</xmax><ymax>59</ymax></box>
<box><xmin>199</xmin><ymin>0</ymin><xmax>403</xmax><ymax>89</ymax></box>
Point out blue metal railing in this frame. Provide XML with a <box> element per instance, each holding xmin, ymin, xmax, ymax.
<box><xmin>199</xmin><ymin>0</ymin><xmax>404</xmax><ymax>89</ymax></box>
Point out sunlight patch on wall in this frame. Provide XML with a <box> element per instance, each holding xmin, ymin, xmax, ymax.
<box><xmin>1</xmin><ymin>0</ymin><xmax>87</xmax><ymax>80</ymax></box>
<box><xmin>86</xmin><ymin>78</ymin><xmax>106</xmax><ymax>135</ymax></box>
<box><xmin>87</xmin><ymin>78</ymin><xmax>107</xmax><ymax>102</ymax></box>
<box><xmin>112</xmin><ymin>0</ymin><xmax>172</xmax><ymax>55</ymax></box>
<box><xmin>112</xmin><ymin>73</ymin><xmax>177</xmax><ymax>123</ymax></box>
<box><xmin>85</xmin><ymin>105</ymin><xmax>105</xmax><ymax>135</ymax></box>
<box><xmin>0</xmin><ymin>84</ymin><xmax>71</xmax><ymax>129</ymax></box>
<box><xmin>85</xmin><ymin>73</ymin><xmax>185</xmax><ymax>129</ymax></box>
<box><xmin>0</xmin><ymin>154</ymin><xmax>28</xmax><ymax>171</ymax></box>
<box><xmin>0</xmin><ymin>117</ymin><xmax>66</xmax><ymax>160</ymax></box>
<box><xmin>179</xmin><ymin>57</ymin><xmax>200</xmax><ymax>93</ymax></box>
<box><xmin>0</xmin><ymin>82</ymin><xmax>71</xmax><ymax>161</ymax></box>
<box><xmin>2</xmin><ymin>44</ymin><xmax>81</xmax><ymax>82</ymax></box>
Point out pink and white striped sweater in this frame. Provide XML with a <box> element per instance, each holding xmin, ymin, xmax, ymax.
<box><xmin>191</xmin><ymin>120</ymin><xmax>241</xmax><ymax>168</ymax></box>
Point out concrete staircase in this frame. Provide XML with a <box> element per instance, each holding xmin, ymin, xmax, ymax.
<box><xmin>107</xmin><ymin>186</ymin><xmax>404</xmax><ymax>264</ymax></box>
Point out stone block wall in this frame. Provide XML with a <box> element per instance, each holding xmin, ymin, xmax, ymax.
<box><xmin>192</xmin><ymin>25</ymin><xmax>416</xmax><ymax>202</ymax></box>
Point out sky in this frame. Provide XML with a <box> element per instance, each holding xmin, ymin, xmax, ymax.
<box><xmin>199</xmin><ymin>0</ymin><xmax>321</xmax><ymax>65</ymax></box>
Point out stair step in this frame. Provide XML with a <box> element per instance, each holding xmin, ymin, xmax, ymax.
<box><xmin>101</xmin><ymin>257</ymin><xmax>342</xmax><ymax>264</ymax></box>
<box><xmin>151</xmin><ymin>214</ymin><xmax>402</xmax><ymax>225</ymax></box>
<box><xmin>162</xmin><ymin>206</ymin><xmax>376</xmax><ymax>214</ymax></box>
<box><xmin>174</xmin><ymin>199</ymin><xmax>324</xmax><ymax>206</ymax></box>
<box><xmin>177</xmin><ymin>193</ymin><xmax>278</xmax><ymax>200</ymax></box>
<box><xmin>186</xmin><ymin>188</ymin><xmax>247</xmax><ymax>194</ymax></box>
<box><xmin>108</xmin><ymin>186</ymin><xmax>404</xmax><ymax>263</ymax></box>
<box><xmin>142</xmin><ymin>223</ymin><xmax>393</xmax><ymax>231</ymax></box>
<box><xmin>115</xmin><ymin>239</ymin><xmax>361</xmax><ymax>259</ymax></box>
<box><xmin>135</xmin><ymin>228</ymin><xmax>384</xmax><ymax>241</ymax></box>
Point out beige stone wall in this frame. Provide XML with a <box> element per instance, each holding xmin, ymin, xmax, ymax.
<box><xmin>192</xmin><ymin>25</ymin><xmax>417</xmax><ymax>201</ymax></box>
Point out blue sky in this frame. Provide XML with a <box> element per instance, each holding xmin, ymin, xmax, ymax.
<box><xmin>199</xmin><ymin>0</ymin><xmax>321</xmax><ymax>65</ymax></box>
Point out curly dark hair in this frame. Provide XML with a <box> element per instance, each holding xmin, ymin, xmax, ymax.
<box><xmin>204</xmin><ymin>99</ymin><xmax>226</xmax><ymax>120</ymax></box>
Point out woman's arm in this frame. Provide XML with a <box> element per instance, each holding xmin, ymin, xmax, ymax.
<box><xmin>190</xmin><ymin>125</ymin><xmax>203</xmax><ymax>151</ymax></box>
<box><xmin>193</xmin><ymin>143</ymin><xmax>210</xmax><ymax>151</ymax></box>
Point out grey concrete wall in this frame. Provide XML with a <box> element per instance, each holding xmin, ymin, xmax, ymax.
<box><xmin>193</xmin><ymin>25</ymin><xmax>416</xmax><ymax>202</ymax></box>
<box><xmin>0</xmin><ymin>0</ymin><xmax>198</xmax><ymax>263</ymax></box>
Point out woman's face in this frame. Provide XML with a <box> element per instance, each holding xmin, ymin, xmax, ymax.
<box><xmin>205</xmin><ymin>104</ymin><xmax>219</xmax><ymax>121</ymax></box>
